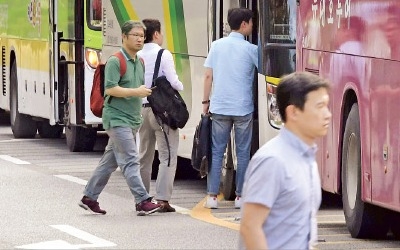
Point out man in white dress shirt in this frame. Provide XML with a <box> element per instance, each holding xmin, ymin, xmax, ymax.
<box><xmin>137</xmin><ymin>19</ymin><xmax>184</xmax><ymax>213</ymax></box>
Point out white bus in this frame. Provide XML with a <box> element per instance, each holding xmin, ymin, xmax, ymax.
<box><xmin>0</xmin><ymin>0</ymin><xmax>105</xmax><ymax>152</ymax></box>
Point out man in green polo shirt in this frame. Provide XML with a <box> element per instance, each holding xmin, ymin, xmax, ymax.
<box><xmin>79</xmin><ymin>20</ymin><xmax>161</xmax><ymax>216</ymax></box>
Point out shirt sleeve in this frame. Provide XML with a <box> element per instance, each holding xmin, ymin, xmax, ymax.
<box><xmin>249</xmin><ymin>43</ymin><xmax>258</xmax><ymax>69</ymax></box>
<box><xmin>160</xmin><ymin>49</ymin><xmax>183</xmax><ymax>91</ymax></box>
<box><xmin>243</xmin><ymin>155</ymin><xmax>284</xmax><ymax>209</ymax></box>
<box><xmin>204</xmin><ymin>42</ymin><xmax>214</xmax><ymax>68</ymax></box>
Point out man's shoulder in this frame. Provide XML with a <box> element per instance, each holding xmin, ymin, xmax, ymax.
<box><xmin>254</xmin><ymin>136</ymin><xmax>289</xmax><ymax>160</ymax></box>
<box><xmin>160</xmin><ymin>48</ymin><xmax>173</xmax><ymax>57</ymax></box>
<box><xmin>106</xmin><ymin>55</ymin><xmax>121</xmax><ymax>64</ymax></box>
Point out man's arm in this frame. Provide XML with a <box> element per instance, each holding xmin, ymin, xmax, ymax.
<box><xmin>202</xmin><ymin>67</ymin><xmax>213</xmax><ymax>114</ymax></box>
<box><xmin>105</xmin><ymin>85</ymin><xmax>152</xmax><ymax>98</ymax></box>
<box><xmin>162</xmin><ymin>50</ymin><xmax>183</xmax><ymax>91</ymax></box>
<box><xmin>240</xmin><ymin>202</ymin><xmax>270</xmax><ymax>250</ymax></box>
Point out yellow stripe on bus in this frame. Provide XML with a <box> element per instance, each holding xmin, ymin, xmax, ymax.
<box><xmin>162</xmin><ymin>0</ymin><xmax>174</xmax><ymax>52</ymax></box>
<box><xmin>266</xmin><ymin>76</ymin><xmax>280</xmax><ymax>85</ymax></box>
<box><xmin>122</xmin><ymin>0</ymin><xmax>139</xmax><ymax>20</ymax></box>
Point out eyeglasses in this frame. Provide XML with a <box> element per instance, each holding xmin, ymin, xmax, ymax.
<box><xmin>127</xmin><ymin>33</ymin><xmax>146</xmax><ymax>39</ymax></box>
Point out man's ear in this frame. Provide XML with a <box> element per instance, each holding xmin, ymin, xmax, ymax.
<box><xmin>285</xmin><ymin>105</ymin><xmax>298</xmax><ymax>122</ymax></box>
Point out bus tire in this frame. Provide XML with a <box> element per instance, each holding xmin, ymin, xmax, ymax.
<box><xmin>221</xmin><ymin>138</ymin><xmax>236</xmax><ymax>201</ymax></box>
<box><xmin>342</xmin><ymin>103</ymin><xmax>389</xmax><ymax>239</ymax></box>
<box><xmin>9</xmin><ymin>60</ymin><xmax>37</xmax><ymax>138</ymax></box>
<box><xmin>65</xmin><ymin>125</ymin><xmax>96</xmax><ymax>152</ymax></box>
<box><xmin>38</xmin><ymin>120</ymin><xmax>63</xmax><ymax>138</ymax></box>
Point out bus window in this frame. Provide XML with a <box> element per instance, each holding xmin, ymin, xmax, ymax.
<box><xmin>258</xmin><ymin>0</ymin><xmax>296</xmax><ymax>78</ymax></box>
<box><xmin>87</xmin><ymin>0</ymin><xmax>101</xmax><ymax>30</ymax></box>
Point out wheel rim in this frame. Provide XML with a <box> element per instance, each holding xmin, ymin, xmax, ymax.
<box><xmin>346</xmin><ymin>132</ymin><xmax>359</xmax><ymax>210</ymax></box>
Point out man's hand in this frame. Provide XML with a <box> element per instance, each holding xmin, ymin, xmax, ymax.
<box><xmin>135</xmin><ymin>85</ymin><xmax>152</xmax><ymax>98</ymax></box>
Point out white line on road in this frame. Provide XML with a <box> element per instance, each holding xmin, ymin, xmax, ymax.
<box><xmin>0</xmin><ymin>155</ymin><xmax>30</xmax><ymax>164</ymax></box>
<box><xmin>54</xmin><ymin>175</ymin><xmax>88</xmax><ymax>185</ymax></box>
<box><xmin>0</xmin><ymin>138</ymin><xmax>41</xmax><ymax>143</ymax></box>
<box><xmin>16</xmin><ymin>225</ymin><xmax>116</xmax><ymax>249</ymax></box>
<box><xmin>51</xmin><ymin>225</ymin><xmax>116</xmax><ymax>248</ymax></box>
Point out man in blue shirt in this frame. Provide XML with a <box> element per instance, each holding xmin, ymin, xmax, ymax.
<box><xmin>240</xmin><ymin>72</ymin><xmax>332</xmax><ymax>249</ymax></box>
<box><xmin>202</xmin><ymin>7</ymin><xmax>258</xmax><ymax>209</ymax></box>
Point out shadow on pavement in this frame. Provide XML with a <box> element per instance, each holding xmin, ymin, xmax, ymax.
<box><xmin>321</xmin><ymin>190</ymin><xmax>343</xmax><ymax>209</ymax></box>
<box><xmin>0</xmin><ymin>111</ymin><xmax>10</xmax><ymax>126</ymax></box>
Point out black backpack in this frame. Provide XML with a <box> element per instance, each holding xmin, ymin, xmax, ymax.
<box><xmin>148</xmin><ymin>49</ymin><xmax>189</xmax><ymax>130</ymax></box>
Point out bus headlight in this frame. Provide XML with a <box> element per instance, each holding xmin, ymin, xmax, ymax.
<box><xmin>85</xmin><ymin>48</ymin><xmax>101</xmax><ymax>69</ymax></box>
<box><xmin>267</xmin><ymin>83</ymin><xmax>283</xmax><ymax>129</ymax></box>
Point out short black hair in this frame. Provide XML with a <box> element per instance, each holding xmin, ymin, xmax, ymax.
<box><xmin>121</xmin><ymin>20</ymin><xmax>145</xmax><ymax>35</ymax></box>
<box><xmin>227</xmin><ymin>8</ymin><xmax>253</xmax><ymax>30</ymax></box>
<box><xmin>277</xmin><ymin>72</ymin><xmax>330</xmax><ymax>122</ymax></box>
<box><xmin>142</xmin><ymin>19</ymin><xmax>161</xmax><ymax>43</ymax></box>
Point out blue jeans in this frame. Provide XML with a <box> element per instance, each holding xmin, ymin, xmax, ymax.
<box><xmin>84</xmin><ymin>126</ymin><xmax>150</xmax><ymax>204</ymax></box>
<box><xmin>207</xmin><ymin>113</ymin><xmax>253</xmax><ymax>197</ymax></box>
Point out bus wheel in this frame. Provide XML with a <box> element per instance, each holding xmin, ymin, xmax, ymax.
<box><xmin>65</xmin><ymin>125</ymin><xmax>96</xmax><ymax>152</ymax></box>
<box><xmin>342</xmin><ymin>103</ymin><xmax>389</xmax><ymax>238</ymax></box>
<box><xmin>9</xmin><ymin>60</ymin><xmax>37</xmax><ymax>138</ymax></box>
<box><xmin>37</xmin><ymin>120</ymin><xmax>63</xmax><ymax>138</ymax></box>
<box><xmin>221</xmin><ymin>136</ymin><xmax>236</xmax><ymax>201</ymax></box>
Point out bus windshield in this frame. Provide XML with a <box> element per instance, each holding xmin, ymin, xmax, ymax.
<box><xmin>87</xmin><ymin>0</ymin><xmax>101</xmax><ymax>31</ymax></box>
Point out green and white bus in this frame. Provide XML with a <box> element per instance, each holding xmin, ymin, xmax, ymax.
<box><xmin>0</xmin><ymin>0</ymin><xmax>103</xmax><ymax>151</ymax></box>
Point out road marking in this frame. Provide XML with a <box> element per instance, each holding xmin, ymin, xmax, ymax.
<box><xmin>54</xmin><ymin>175</ymin><xmax>87</xmax><ymax>185</ymax></box>
<box><xmin>190</xmin><ymin>194</ymin><xmax>239</xmax><ymax>231</ymax></box>
<box><xmin>16</xmin><ymin>224</ymin><xmax>116</xmax><ymax>249</ymax></box>
<box><xmin>0</xmin><ymin>155</ymin><xmax>30</xmax><ymax>164</ymax></box>
<box><xmin>173</xmin><ymin>205</ymin><xmax>190</xmax><ymax>214</ymax></box>
<box><xmin>0</xmin><ymin>138</ymin><xmax>41</xmax><ymax>143</ymax></box>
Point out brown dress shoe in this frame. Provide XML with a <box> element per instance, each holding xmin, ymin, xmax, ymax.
<box><xmin>158</xmin><ymin>201</ymin><xmax>176</xmax><ymax>213</ymax></box>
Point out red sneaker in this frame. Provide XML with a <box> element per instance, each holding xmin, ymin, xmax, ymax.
<box><xmin>136</xmin><ymin>198</ymin><xmax>161</xmax><ymax>216</ymax></box>
<box><xmin>79</xmin><ymin>196</ymin><xmax>106</xmax><ymax>215</ymax></box>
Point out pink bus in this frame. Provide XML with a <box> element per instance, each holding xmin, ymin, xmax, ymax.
<box><xmin>296</xmin><ymin>0</ymin><xmax>400</xmax><ymax>239</ymax></box>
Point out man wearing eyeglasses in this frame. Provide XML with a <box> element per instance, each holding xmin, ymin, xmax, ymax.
<box><xmin>79</xmin><ymin>20</ymin><xmax>161</xmax><ymax>216</ymax></box>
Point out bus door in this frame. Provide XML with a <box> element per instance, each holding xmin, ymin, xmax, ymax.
<box><xmin>50</xmin><ymin>0</ymin><xmax>60</xmax><ymax>125</ymax></box>
<box><xmin>52</xmin><ymin>0</ymin><xmax>85</xmax><ymax>126</ymax></box>
<box><xmin>259</xmin><ymin>0</ymin><xmax>296</xmax><ymax>141</ymax></box>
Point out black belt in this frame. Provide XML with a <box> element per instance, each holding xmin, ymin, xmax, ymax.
<box><xmin>142</xmin><ymin>103</ymin><xmax>151</xmax><ymax>108</ymax></box>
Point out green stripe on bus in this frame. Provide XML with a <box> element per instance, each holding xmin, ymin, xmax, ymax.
<box><xmin>111</xmin><ymin>1</ymin><xmax>130</xmax><ymax>27</ymax></box>
<box><xmin>168</xmin><ymin>0</ymin><xmax>188</xmax><ymax>73</ymax></box>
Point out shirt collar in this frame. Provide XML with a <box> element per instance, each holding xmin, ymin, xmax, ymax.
<box><xmin>142</xmin><ymin>42</ymin><xmax>162</xmax><ymax>50</ymax></box>
<box><xmin>280</xmin><ymin>127</ymin><xmax>318</xmax><ymax>158</ymax></box>
<box><xmin>228</xmin><ymin>31</ymin><xmax>245</xmax><ymax>40</ymax></box>
<box><xmin>120</xmin><ymin>47</ymin><xmax>138</xmax><ymax>62</ymax></box>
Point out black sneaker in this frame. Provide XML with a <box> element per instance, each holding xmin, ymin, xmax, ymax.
<box><xmin>136</xmin><ymin>198</ymin><xmax>161</xmax><ymax>216</ymax></box>
<box><xmin>158</xmin><ymin>201</ymin><xmax>176</xmax><ymax>213</ymax></box>
<box><xmin>79</xmin><ymin>196</ymin><xmax>106</xmax><ymax>215</ymax></box>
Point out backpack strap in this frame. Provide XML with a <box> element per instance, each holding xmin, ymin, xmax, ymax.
<box><xmin>114</xmin><ymin>51</ymin><xmax>127</xmax><ymax>76</ymax></box>
<box><xmin>152</xmin><ymin>49</ymin><xmax>164</xmax><ymax>86</ymax></box>
<box><xmin>139</xmin><ymin>57</ymin><xmax>145</xmax><ymax>72</ymax></box>
<box><xmin>106</xmin><ymin>51</ymin><xmax>127</xmax><ymax>104</ymax></box>
<box><xmin>151</xmin><ymin>48</ymin><xmax>171</xmax><ymax>166</ymax></box>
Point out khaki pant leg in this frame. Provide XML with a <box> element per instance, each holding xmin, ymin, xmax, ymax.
<box><xmin>139</xmin><ymin>107</ymin><xmax>157</xmax><ymax>192</ymax></box>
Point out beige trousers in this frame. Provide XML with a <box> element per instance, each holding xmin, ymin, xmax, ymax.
<box><xmin>139</xmin><ymin>107</ymin><xmax>179</xmax><ymax>201</ymax></box>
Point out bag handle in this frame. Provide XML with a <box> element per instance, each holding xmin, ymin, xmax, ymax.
<box><xmin>152</xmin><ymin>49</ymin><xmax>165</xmax><ymax>86</ymax></box>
